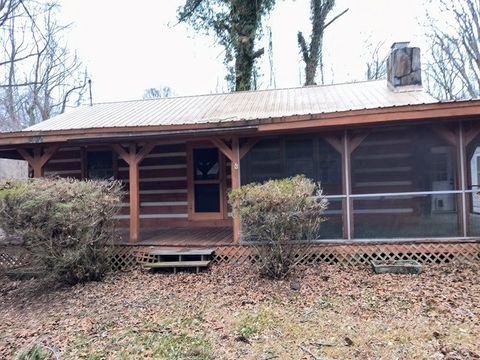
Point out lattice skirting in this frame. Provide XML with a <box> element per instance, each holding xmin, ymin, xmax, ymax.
<box><xmin>2</xmin><ymin>243</ymin><xmax>480</xmax><ymax>273</ymax></box>
<box><xmin>0</xmin><ymin>246</ymin><xmax>30</xmax><ymax>271</ymax></box>
<box><xmin>109</xmin><ymin>242</ymin><xmax>480</xmax><ymax>270</ymax></box>
<box><xmin>214</xmin><ymin>242</ymin><xmax>480</xmax><ymax>266</ymax></box>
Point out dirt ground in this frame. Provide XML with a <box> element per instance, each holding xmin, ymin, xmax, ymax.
<box><xmin>1</xmin><ymin>262</ymin><xmax>479</xmax><ymax>360</ymax></box>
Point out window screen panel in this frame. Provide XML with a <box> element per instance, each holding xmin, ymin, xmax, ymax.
<box><xmin>241</xmin><ymin>138</ymin><xmax>283</xmax><ymax>183</ymax></box>
<box><xmin>353</xmin><ymin>193</ymin><xmax>460</xmax><ymax>238</ymax></box>
<box><xmin>317</xmin><ymin>139</ymin><xmax>342</xmax><ymax>195</ymax></box>
<box><xmin>351</xmin><ymin>125</ymin><xmax>457</xmax><ymax>194</ymax></box>
<box><xmin>285</xmin><ymin>137</ymin><xmax>315</xmax><ymax>179</ymax></box>
<box><xmin>87</xmin><ymin>151</ymin><xmax>113</xmax><ymax>180</ymax></box>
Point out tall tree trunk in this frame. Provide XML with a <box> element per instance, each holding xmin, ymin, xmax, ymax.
<box><xmin>305</xmin><ymin>1</ymin><xmax>326</xmax><ymax>85</ymax></box>
<box><xmin>232</xmin><ymin>0</ymin><xmax>264</xmax><ymax>91</ymax></box>
<box><xmin>298</xmin><ymin>1</ymin><xmax>347</xmax><ymax>86</ymax></box>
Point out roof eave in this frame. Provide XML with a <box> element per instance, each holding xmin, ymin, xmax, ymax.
<box><xmin>1</xmin><ymin>100</ymin><xmax>480</xmax><ymax>147</ymax></box>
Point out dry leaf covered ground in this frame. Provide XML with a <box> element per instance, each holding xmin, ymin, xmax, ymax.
<box><xmin>1</xmin><ymin>263</ymin><xmax>479</xmax><ymax>359</ymax></box>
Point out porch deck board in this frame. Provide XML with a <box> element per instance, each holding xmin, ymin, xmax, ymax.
<box><xmin>115</xmin><ymin>226</ymin><xmax>233</xmax><ymax>247</ymax></box>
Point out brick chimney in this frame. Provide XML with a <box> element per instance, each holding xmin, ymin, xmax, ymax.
<box><xmin>387</xmin><ymin>42</ymin><xmax>421</xmax><ymax>91</ymax></box>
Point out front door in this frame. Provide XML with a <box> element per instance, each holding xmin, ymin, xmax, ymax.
<box><xmin>187</xmin><ymin>145</ymin><xmax>227</xmax><ymax>220</ymax></box>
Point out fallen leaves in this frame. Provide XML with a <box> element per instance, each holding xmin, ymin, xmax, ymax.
<box><xmin>0</xmin><ymin>262</ymin><xmax>479</xmax><ymax>359</ymax></box>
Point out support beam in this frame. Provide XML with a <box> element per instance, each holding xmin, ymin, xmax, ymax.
<box><xmin>17</xmin><ymin>146</ymin><xmax>58</xmax><ymax>178</ymax></box>
<box><xmin>433</xmin><ymin>124</ymin><xmax>458</xmax><ymax>147</ymax></box>
<box><xmin>17</xmin><ymin>148</ymin><xmax>34</xmax><ymax>165</ymax></box>
<box><xmin>210</xmin><ymin>138</ymin><xmax>234</xmax><ymax>161</ymax></box>
<box><xmin>212</xmin><ymin>137</ymin><xmax>259</xmax><ymax>161</ymax></box>
<box><xmin>136</xmin><ymin>142</ymin><xmax>157</xmax><ymax>163</ymax></box>
<box><xmin>230</xmin><ymin>137</ymin><xmax>241</xmax><ymax>243</ymax></box>
<box><xmin>111</xmin><ymin>144</ymin><xmax>131</xmax><ymax>164</ymax></box>
<box><xmin>239</xmin><ymin>138</ymin><xmax>259</xmax><ymax>159</ymax></box>
<box><xmin>458</xmin><ymin>123</ymin><xmax>469</xmax><ymax>237</ymax></box>
<box><xmin>465</xmin><ymin>125</ymin><xmax>480</xmax><ymax>146</ymax></box>
<box><xmin>129</xmin><ymin>144</ymin><xmax>140</xmax><ymax>243</ymax></box>
<box><xmin>111</xmin><ymin>142</ymin><xmax>156</xmax><ymax>243</ymax></box>
<box><xmin>327</xmin><ymin>130</ymin><xmax>366</xmax><ymax>243</ymax></box>
<box><xmin>324</xmin><ymin>135</ymin><xmax>343</xmax><ymax>154</ymax></box>
<box><xmin>349</xmin><ymin>132</ymin><xmax>369</xmax><ymax>154</ymax></box>
<box><xmin>342</xmin><ymin>131</ymin><xmax>352</xmax><ymax>240</ymax></box>
<box><xmin>80</xmin><ymin>147</ymin><xmax>87</xmax><ymax>179</ymax></box>
<box><xmin>210</xmin><ymin>137</ymin><xmax>245</xmax><ymax>242</ymax></box>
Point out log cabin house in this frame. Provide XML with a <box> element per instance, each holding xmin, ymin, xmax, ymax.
<box><xmin>1</xmin><ymin>43</ymin><xmax>480</xmax><ymax>260</ymax></box>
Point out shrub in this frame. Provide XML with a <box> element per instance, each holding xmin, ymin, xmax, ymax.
<box><xmin>229</xmin><ymin>175</ymin><xmax>328</xmax><ymax>279</ymax></box>
<box><xmin>0</xmin><ymin>177</ymin><xmax>122</xmax><ymax>285</ymax></box>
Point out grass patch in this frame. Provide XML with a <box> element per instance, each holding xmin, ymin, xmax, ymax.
<box><xmin>64</xmin><ymin>329</ymin><xmax>212</xmax><ymax>360</ymax></box>
<box><xmin>17</xmin><ymin>344</ymin><xmax>48</xmax><ymax>360</ymax></box>
<box><xmin>235</xmin><ymin>308</ymin><xmax>274</xmax><ymax>339</ymax></box>
<box><xmin>63</xmin><ymin>333</ymin><xmax>107</xmax><ymax>360</ymax></box>
<box><xmin>119</xmin><ymin>331</ymin><xmax>212</xmax><ymax>360</ymax></box>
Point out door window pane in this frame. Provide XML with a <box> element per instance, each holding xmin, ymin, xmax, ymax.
<box><xmin>194</xmin><ymin>148</ymin><xmax>219</xmax><ymax>180</ymax></box>
<box><xmin>194</xmin><ymin>184</ymin><xmax>220</xmax><ymax>212</ymax></box>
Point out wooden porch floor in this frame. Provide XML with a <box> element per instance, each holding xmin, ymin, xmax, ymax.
<box><xmin>115</xmin><ymin>227</ymin><xmax>234</xmax><ymax>247</ymax></box>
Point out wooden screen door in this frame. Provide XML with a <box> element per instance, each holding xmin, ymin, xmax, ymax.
<box><xmin>187</xmin><ymin>144</ymin><xmax>227</xmax><ymax>220</ymax></box>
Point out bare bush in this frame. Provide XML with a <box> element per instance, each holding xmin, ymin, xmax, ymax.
<box><xmin>0</xmin><ymin>178</ymin><xmax>122</xmax><ymax>285</ymax></box>
<box><xmin>229</xmin><ymin>175</ymin><xmax>328</xmax><ymax>279</ymax></box>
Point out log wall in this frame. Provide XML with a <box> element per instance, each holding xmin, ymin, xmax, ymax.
<box><xmin>43</xmin><ymin>142</ymin><xmax>232</xmax><ymax>228</ymax></box>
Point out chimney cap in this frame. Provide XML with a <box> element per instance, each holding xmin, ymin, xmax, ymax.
<box><xmin>391</xmin><ymin>42</ymin><xmax>410</xmax><ymax>50</ymax></box>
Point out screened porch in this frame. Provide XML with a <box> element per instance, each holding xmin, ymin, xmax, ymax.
<box><xmin>240</xmin><ymin>120</ymin><xmax>480</xmax><ymax>242</ymax></box>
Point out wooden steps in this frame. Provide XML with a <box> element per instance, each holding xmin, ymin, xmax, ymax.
<box><xmin>145</xmin><ymin>260</ymin><xmax>210</xmax><ymax>268</ymax></box>
<box><xmin>141</xmin><ymin>248</ymin><xmax>214</xmax><ymax>273</ymax></box>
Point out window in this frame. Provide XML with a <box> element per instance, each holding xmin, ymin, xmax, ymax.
<box><xmin>87</xmin><ymin>151</ymin><xmax>114</xmax><ymax>180</ymax></box>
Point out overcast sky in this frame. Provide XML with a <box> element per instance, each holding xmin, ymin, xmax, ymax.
<box><xmin>55</xmin><ymin>0</ymin><xmax>428</xmax><ymax>103</ymax></box>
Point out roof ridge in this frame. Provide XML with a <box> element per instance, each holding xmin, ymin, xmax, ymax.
<box><xmin>91</xmin><ymin>79</ymin><xmax>387</xmax><ymax>106</ymax></box>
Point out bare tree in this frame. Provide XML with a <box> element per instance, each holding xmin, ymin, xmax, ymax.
<box><xmin>143</xmin><ymin>85</ymin><xmax>174</xmax><ymax>99</ymax></box>
<box><xmin>425</xmin><ymin>0</ymin><xmax>480</xmax><ymax>100</ymax></box>
<box><xmin>0</xmin><ymin>1</ymin><xmax>86</xmax><ymax>130</ymax></box>
<box><xmin>0</xmin><ymin>0</ymin><xmax>21</xmax><ymax>30</ymax></box>
<box><xmin>365</xmin><ymin>41</ymin><xmax>387</xmax><ymax>80</ymax></box>
<box><xmin>297</xmin><ymin>0</ymin><xmax>348</xmax><ymax>86</ymax></box>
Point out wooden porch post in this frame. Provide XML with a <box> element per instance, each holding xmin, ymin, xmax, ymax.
<box><xmin>211</xmin><ymin>137</ymin><xmax>258</xmax><ymax>243</ymax></box>
<box><xmin>325</xmin><ymin>131</ymin><xmax>368</xmax><ymax>240</ymax></box>
<box><xmin>434</xmin><ymin>124</ymin><xmax>468</xmax><ymax>237</ymax></box>
<box><xmin>111</xmin><ymin>142</ymin><xmax>156</xmax><ymax>243</ymax></box>
<box><xmin>17</xmin><ymin>146</ymin><xmax>58</xmax><ymax>178</ymax></box>
<box><xmin>461</xmin><ymin>122</ymin><xmax>480</xmax><ymax>237</ymax></box>
<box><xmin>129</xmin><ymin>144</ymin><xmax>140</xmax><ymax>243</ymax></box>
<box><xmin>458</xmin><ymin>123</ymin><xmax>468</xmax><ymax>237</ymax></box>
<box><xmin>345</xmin><ymin>131</ymin><xmax>368</xmax><ymax>239</ymax></box>
<box><xmin>342</xmin><ymin>133</ymin><xmax>352</xmax><ymax>240</ymax></box>
<box><xmin>231</xmin><ymin>138</ymin><xmax>241</xmax><ymax>243</ymax></box>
